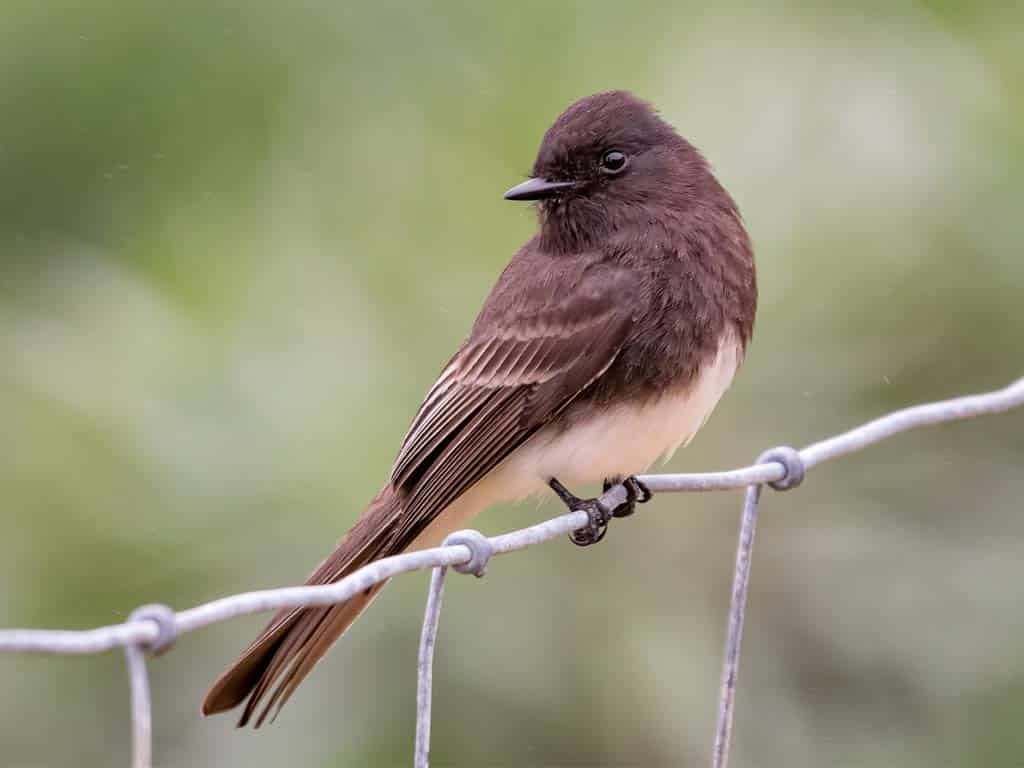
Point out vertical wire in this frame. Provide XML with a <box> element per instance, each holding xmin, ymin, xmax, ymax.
<box><xmin>415</xmin><ymin>566</ymin><xmax>449</xmax><ymax>768</ymax></box>
<box><xmin>124</xmin><ymin>644</ymin><xmax>152</xmax><ymax>768</ymax></box>
<box><xmin>711</xmin><ymin>483</ymin><xmax>763</xmax><ymax>768</ymax></box>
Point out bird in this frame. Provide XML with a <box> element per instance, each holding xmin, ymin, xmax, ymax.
<box><xmin>202</xmin><ymin>89</ymin><xmax>757</xmax><ymax>727</ymax></box>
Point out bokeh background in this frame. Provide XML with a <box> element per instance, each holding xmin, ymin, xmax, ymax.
<box><xmin>2</xmin><ymin>1</ymin><xmax>1023</xmax><ymax>766</ymax></box>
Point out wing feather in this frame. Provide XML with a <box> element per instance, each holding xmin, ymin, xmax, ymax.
<box><xmin>388</xmin><ymin>264</ymin><xmax>638</xmax><ymax>547</ymax></box>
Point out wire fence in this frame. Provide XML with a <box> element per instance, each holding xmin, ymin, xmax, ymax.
<box><xmin>2</xmin><ymin>376</ymin><xmax>1023</xmax><ymax>768</ymax></box>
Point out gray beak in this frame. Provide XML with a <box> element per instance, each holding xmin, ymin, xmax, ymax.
<box><xmin>503</xmin><ymin>177</ymin><xmax>579</xmax><ymax>201</ymax></box>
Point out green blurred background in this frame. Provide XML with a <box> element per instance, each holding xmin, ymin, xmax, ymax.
<box><xmin>1</xmin><ymin>1</ymin><xmax>1022</xmax><ymax>766</ymax></box>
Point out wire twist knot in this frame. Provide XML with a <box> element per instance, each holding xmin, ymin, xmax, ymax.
<box><xmin>757</xmin><ymin>446</ymin><xmax>805</xmax><ymax>491</ymax></box>
<box><xmin>443</xmin><ymin>529</ymin><xmax>493</xmax><ymax>577</ymax></box>
<box><xmin>129</xmin><ymin>604</ymin><xmax>177</xmax><ymax>655</ymax></box>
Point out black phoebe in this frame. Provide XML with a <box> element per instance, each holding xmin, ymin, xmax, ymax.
<box><xmin>202</xmin><ymin>90</ymin><xmax>757</xmax><ymax>726</ymax></box>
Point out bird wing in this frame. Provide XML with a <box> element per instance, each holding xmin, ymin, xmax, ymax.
<box><xmin>389</xmin><ymin>262</ymin><xmax>636</xmax><ymax>544</ymax></box>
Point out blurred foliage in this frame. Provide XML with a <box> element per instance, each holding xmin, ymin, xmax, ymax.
<box><xmin>1</xmin><ymin>1</ymin><xmax>1022</xmax><ymax>766</ymax></box>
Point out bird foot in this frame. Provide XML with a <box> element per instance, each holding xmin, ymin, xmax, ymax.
<box><xmin>548</xmin><ymin>476</ymin><xmax>652</xmax><ymax>547</ymax></box>
<box><xmin>604</xmin><ymin>475</ymin><xmax>652</xmax><ymax>519</ymax></box>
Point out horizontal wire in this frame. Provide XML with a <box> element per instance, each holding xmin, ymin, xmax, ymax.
<box><xmin>1</xmin><ymin>375</ymin><xmax>1020</xmax><ymax>656</ymax></box>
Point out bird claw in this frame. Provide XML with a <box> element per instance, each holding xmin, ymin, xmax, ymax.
<box><xmin>605</xmin><ymin>475</ymin><xmax>652</xmax><ymax>518</ymax></box>
<box><xmin>548</xmin><ymin>476</ymin><xmax>652</xmax><ymax>547</ymax></box>
<box><xmin>548</xmin><ymin>478</ymin><xmax>612</xmax><ymax>546</ymax></box>
<box><xmin>569</xmin><ymin>498</ymin><xmax>612</xmax><ymax>546</ymax></box>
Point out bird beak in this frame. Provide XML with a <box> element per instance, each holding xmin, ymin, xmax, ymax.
<box><xmin>503</xmin><ymin>177</ymin><xmax>578</xmax><ymax>201</ymax></box>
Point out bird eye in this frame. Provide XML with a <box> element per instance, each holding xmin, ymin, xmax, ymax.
<box><xmin>599</xmin><ymin>150</ymin><xmax>628</xmax><ymax>174</ymax></box>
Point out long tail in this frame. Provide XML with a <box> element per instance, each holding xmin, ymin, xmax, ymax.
<box><xmin>201</xmin><ymin>486</ymin><xmax>404</xmax><ymax>727</ymax></box>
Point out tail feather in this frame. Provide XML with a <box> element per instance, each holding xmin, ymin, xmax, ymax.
<box><xmin>255</xmin><ymin>584</ymin><xmax>385</xmax><ymax>725</ymax></box>
<box><xmin>201</xmin><ymin>487</ymin><xmax>402</xmax><ymax>726</ymax></box>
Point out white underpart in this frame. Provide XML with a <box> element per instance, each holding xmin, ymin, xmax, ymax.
<box><xmin>412</xmin><ymin>331</ymin><xmax>743</xmax><ymax>550</ymax></box>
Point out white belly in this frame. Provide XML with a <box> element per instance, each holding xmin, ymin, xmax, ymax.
<box><xmin>499</xmin><ymin>330</ymin><xmax>741</xmax><ymax>493</ymax></box>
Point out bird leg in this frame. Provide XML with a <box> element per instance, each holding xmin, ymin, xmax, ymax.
<box><xmin>548</xmin><ymin>478</ymin><xmax>611</xmax><ymax>546</ymax></box>
<box><xmin>548</xmin><ymin>476</ymin><xmax>652</xmax><ymax>547</ymax></box>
